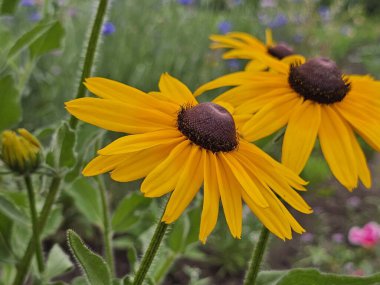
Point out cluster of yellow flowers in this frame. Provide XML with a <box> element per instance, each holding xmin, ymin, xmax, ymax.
<box><xmin>5</xmin><ymin>29</ymin><xmax>378</xmax><ymax>244</ymax></box>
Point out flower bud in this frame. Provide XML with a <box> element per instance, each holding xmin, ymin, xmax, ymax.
<box><xmin>1</xmin><ymin>129</ymin><xmax>41</xmax><ymax>174</ymax></box>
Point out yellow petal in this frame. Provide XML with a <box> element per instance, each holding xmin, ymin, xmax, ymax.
<box><xmin>282</xmin><ymin>101</ymin><xmax>321</xmax><ymax>174</ymax></box>
<box><xmin>110</xmin><ymin>142</ymin><xmax>177</xmax><ymax>182</ymax></box>
<box><xmin>216</xmin><ymin>153</ymin><xmax>242</xmax><ymax>238</ymax></box>
<box><xmin>199</xmin><ymin>151</ymin><xmax>220</xmax><ymax>243</ymax></box>
<box><xmin>281</xmin><ymin>55</ymin><xmax>306</xmax><ymax>65</ymax></box>
<box><xmin>242</xmin><ymin>94</ymin><xmax>301</xmax><ymax>142</ymax></box>
<box><xmin>221</xmin><ymin>152</ymin><xmax>268</xmax><ymax>208</ymax></box>
<box><xmin>209</xmin><ymin>34</ymin><xmax>256</xmax><ymax>50</ymax></box>
<box><xmin>236</xmin><ymin>142</ymin><xmax>312</xmax><ymax>214</ymax></box>
<box><xmin>234</xmin><ymin>88</ymin><xmax>294</xmax><ymax>115</ymax></box>
<box><xmin>318</xmin><ymin>106</ymin><xmax>358</xmax><ymax>190</ymax></box>
<box><xmin>162</xmin><ymin>145</ymin><xmax>204</xmax><ymax>223</ymax></box>
<box><xmin>141</xmin><ymin>140</ymin><xmax>191</xmax><ymax>197</ymax></box>
<box><xmin>265</xmin><ymin>28</ymin><xmax>273</xmax><ymax>46</ymax></box>
<box><xmin>244</xmin><ymin>60</ymin><xmax>268</xmax><ymax>72</ymax></box>
<box><xmin>84</xmin><ymin>77</ymin><xmax>178</xmax><ymax>115</ymax></box>
<box><xmin>82</xmin><ymin>155</ymin><xmax>125</xmax><ymax>176</ymax></box>
<box><xmin>334</xmin><ymin>98</ymin><xmax>380</xmax><ymax>152</ymax></box>
<box><xmin>158</xmin><ymin>73</ymin><xmax>197</xmax><ymax>105</ymax></box>
<box><xmin>240</xmin><ymin>141</ymin><xmax>307</xmax><ymax>190</ymax></box>
<box><xmin>98</xmin><ymin>129</ymin><xmax>183</xmax><ymax>155</ymax></box>
<box><xmin>242</xmin><ymin>189</ymin><xmax>292</xmax><ymax>240</ymax></box>
<box><xmin>194</xmin><ymin>72</ymin><xmax>273</xmax><ymax>97</ymax></box>
<box><xmin>223</xmin><ymin>50</ymin><xmax>289</xmax><ymax>74</ymax></box>
<box><xmin>346</xmin><ymin>123</ymin><xmax>371</xmax><ymax>189</ymax></box>
<box><xmin>65</xmin><ymin>98</ymin><xmax>175</xmax><ymax>134</ymax></box>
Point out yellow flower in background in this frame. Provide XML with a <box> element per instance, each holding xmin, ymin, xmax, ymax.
<box><xmin>65</xmin><ymin>74</ymin><xmax>312</xmax><ymax>243</ymax></box>
<box><xmin>1</xmin><ymin>129</ymin><xmax>41</xmax><ymax>174</ymax></box>
<box><xmin>210</xmin><ymin>28</ymin><xmax>295</xmax><ymax>71</ymax></box>
<box><xmin>195</xmin><ymin>55</ymin><xmax>380</xmax><ymax>191</ymax></box>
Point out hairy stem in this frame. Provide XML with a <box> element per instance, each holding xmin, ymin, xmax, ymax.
<box><xmin>132</xmin><ymin>203</ymin><xmax>169</xmax><ymax>285</ymax></box>
<box><xmin>243</xmin><ymin>226</ymin><xmax>270</xmax><ymax>285</ymax></box>
<box><xmin>69</xmin><ymin>0</ymin><xmax>109</xmax><ymax>129</ymax></box>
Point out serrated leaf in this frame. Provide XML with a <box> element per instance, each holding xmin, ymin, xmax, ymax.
<box><xmin>111</xmin><ymin>193</ymin><xmax>150</xmax><ymax>233</ymax></box>
<box><xmin>29</xmin><ymin>21</ymin><xmax>65</xmax><ymax>58</ymax></box>
<box><xmin>0</xmin><ymin>75</ymin><xmax>21</xmax><ymax>131</ymax></box>
<box><xmin>67</xmin><ymin>230</ymin><xmax>112</xmax><ymax>285</ymax></box>
<box><xmin>257</xmin><ymin>269</ymin><xmax>380</xmax><ymax>285</ymax></box>
<box><xmin>0</xmin><ymin>212</ymin><xmax>15</xmax><ymax>263</ymax></box>
<box><xmin>0</xmin><ymin>195</ymin><xmax>28</xmax><ymax>226</ymax></box>
<box><xmin>66</xmin><ymin>178</ymin><xmax>102</xmax><ymax>227</ymax></box>
<box><xmin>43</xmin><ymin>244</ymin><xmax>73</xmax><ymax>281</ymax></box>
<box><xmin>7</xmin><ymin>20</ymin><xmax>57</xmax><ymax>59</ymax></box>
<box><xmin>0</xmin><ymin>0</ymin><xmax>19</xmax><ymax>15</ymax></box>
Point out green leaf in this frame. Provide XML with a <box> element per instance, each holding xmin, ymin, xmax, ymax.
<box><xmin>67</xmin><ymin>230</ymin><xmax>112</xmax><ymax>285</ymax></box>
<box><xmin>111</xmin><ymin>193</ymin><xmax>150</xmax><ymax>233</ymax></box>
<box><xmin>66</xmin><ymin>178</ymin><xmax>102</xmax><ymax>227</ymax></box>
<box><xmin>0</xmin><ymin>75</ymin><xmax>21</xmax><ymax>131</ymax></box>
<box><xmin>0</xmin><ymin>212</ymin><xmax>15</xmax><ymax>263</ymax></box>
<box><xmin>42</xmin><ymin>205</ymin><xmax>63</xmax><ymax>238</ymax></box>
<box><xmin>0</xmin><ymin>195</ymin><xmax>28</xmax><ymax>226</ymax></box>
<box><xmin>46</xmin><ymin>121</ymin><xmax>76</xmax><ymax>170</ymax></box>
<box><xmin>167</xmin><ymin>215</ymin><xmax>189</xmax><ymax>253</ymax></box>
<box><xmin>43</xmin><ymin>244</ymin><xmax>73</xmax><ymax>281</ymax></box>
<box><xmin>7</xmin><ymin>20</ymin><xmax>57</xmax><ymax>59</ymax></box>
<box><xmin>0</xmin><ymin>0</ymin><xmax>19</xmax><ymax>15</ymax></box>
<box><xmin>29</xmin><ymin>21</ymin><xmax>65</xmax><ymax>58</ymax></box>
<box><xmin>257</xmin><ymin>269</ymin><xmax>380</xmax><ymax>285</ymax></box>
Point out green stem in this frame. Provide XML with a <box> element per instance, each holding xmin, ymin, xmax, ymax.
<box><xmin>132</xmin><ymin>207</ymin><xmax>169</xmax><ymax>285</ymax></box>
<box><xmin>243</xmin><ymin>226</ymin><xmax>270</xmax><ymax>285</ymax></box>
<box><xmin>13</xmin><ymin>0</ymin><xmax>110</xmax><ymax>283</ymax></box>
<box><xmin>24</xmin><ymin>176</ymin><xmax>45</xmax><ymax>273</ymax></box>
<box><xmin>69</xmin><ymin>0</ymin><xmax>109</xmax><ymax>129</ymax></box>
<box><xmin>96</xmin><ymin>176</ymin><xmax>115</xmax><ymax>275</ymax></box>
<box><xmin>13</xmin><ymin>177</ymin><xmax>61</xmax><ymax>285</ymax></box>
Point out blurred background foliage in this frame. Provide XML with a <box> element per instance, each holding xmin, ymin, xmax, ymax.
<box><xmin>0</xmin><ymin>0</ymin><xmax>380</xmax><ymax>284</ymax></box>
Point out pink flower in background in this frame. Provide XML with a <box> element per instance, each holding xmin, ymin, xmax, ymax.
<box><xmin>348</xmin><ymin>222</ymin><xmax>380</xmax><ymax>248</ymax></box>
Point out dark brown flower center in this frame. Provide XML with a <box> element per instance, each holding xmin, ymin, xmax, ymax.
<box><xmin>288</xmin><ymin>57</ymin><xmax>351</xmax><ymax>104</ymax></box>
<box><xmin>177</xmin><ymin>102</ymin><xmax>238</xmax><ymax>152</ymax></box>
<box><xmin>267</xmin><ymin>43</ymin><xmax>294</xmax><ymax>59</ymax></box>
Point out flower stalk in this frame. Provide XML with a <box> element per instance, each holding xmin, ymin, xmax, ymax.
<box><xmin>24</xmin><ymin>175</ymin><xmax>44</xmax><ymax>273</ymax></box>
<box><xmin>243</xmin><ymin>226</ymin><xmax>270</xmax><ymax>285</ymax></box>
<box><xmin>132</xmin><ymin>201</ymin><xmax>169</xmax><ymax>285</ymax></box>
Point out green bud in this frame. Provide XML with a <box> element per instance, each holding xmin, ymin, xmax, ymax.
<box><xmin>1</xmin><ymin>129</ymin><xmax>41</xmax><ymax>175</ymax></box>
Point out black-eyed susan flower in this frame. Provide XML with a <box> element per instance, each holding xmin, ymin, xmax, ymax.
<box><xmin>210</xmin><ymin>28</ymin><xmax>294</xmax><ymax>71</ymax></box>
<box><xmin>1</xmin><ymin>129</ymin><xmax>41</xmax><ymax>174</ymax></box>
<box><xmin>195</xmin><ymin>55</ymin><xmax>380</xmax><ymax>191</ymax></box>
<box><xmin>65</xmin><ymin>74</ymin><xmax>312</xmax><ymax>243</ymax></box>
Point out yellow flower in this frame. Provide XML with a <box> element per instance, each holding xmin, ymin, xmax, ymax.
<box><xmin>195</xmin><ymin>55</ymin><xmax>380</xmax><ymax>191</ymax></box>
<box><xmin>1</xmin><ymin>129</ymin><xmax>41</xmax><ymax>174</ymax></box>
<box><xmin>65</xmin><ymin>74</ymin><xmax>312</xmax><ymax>243</ymax></box>
<box><xmin>210</xmin><ymin>28</ymin><xmax>294</xmax><ymax>71</ymax></box>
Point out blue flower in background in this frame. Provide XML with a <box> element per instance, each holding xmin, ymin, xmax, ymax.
<box><xmin>218</xmin><ymin>20</ymin><xmax>232</xmax><ymax>34</ymax></box>
<box><xmin>177</xmin><ymin>0</ymin><xmax>194</xmax><ymax>6</ymax></box>
<box><xmin>102</xmin><ymin>21</ymin><xmax>116</xmax><ymax>36</ymax></box>
<box><xmin>268</xmin><ymin>13</ymin><xmax>287</xmax><ymax>28</ymax></box>
<box><xmin>227</xmin><ymin>59</ymin><xmax>241</xmax><ymax>71</ymax></box>
<box><xmin>29</xmin><ymin>11</ymin><xmax>41</xmax><ymax>21</ymax></box>
<box><xmin>20</xmin><ymin>0</ymin><xmax>35</xmax><ymax>7</ymax></box>
<box><xmin>318</xmin><ymin>6</ymin><xmax>331</xmax><ymax>22</ymax></box>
